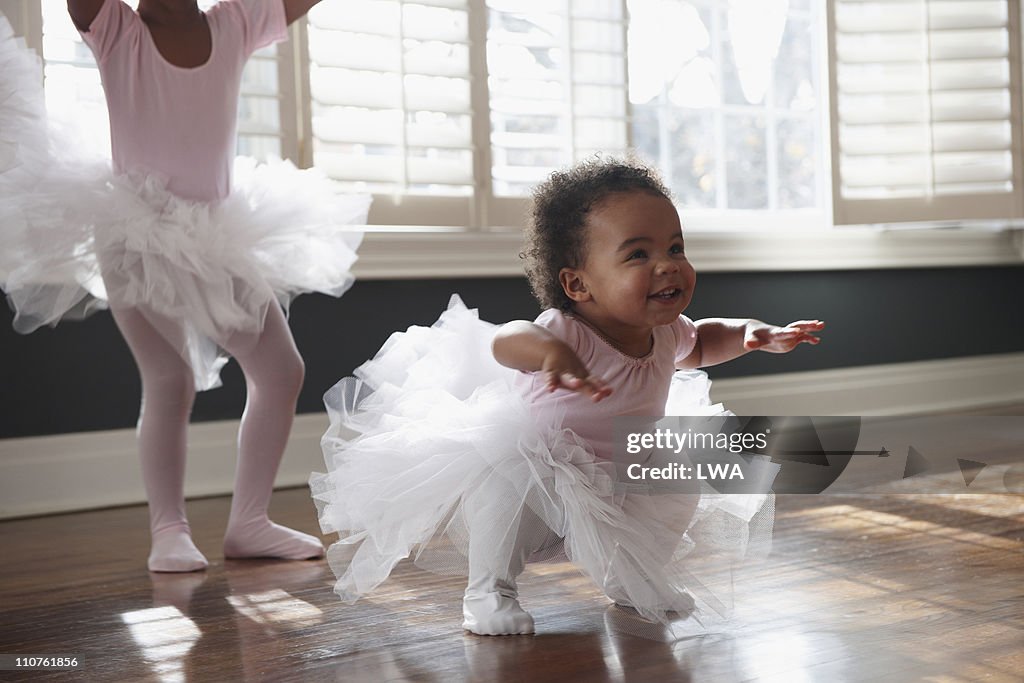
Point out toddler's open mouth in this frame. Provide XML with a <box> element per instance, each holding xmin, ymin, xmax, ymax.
<box><xmin>648</xmin><ymin>288</ymin><xmax>682</xmax><ymax>302</ymax></box>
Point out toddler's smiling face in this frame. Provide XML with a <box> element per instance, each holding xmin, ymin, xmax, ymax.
<box><xmin>560</xmin><ymin>190</ymin><xmax>696</xmax><ymax>348</ymax></box>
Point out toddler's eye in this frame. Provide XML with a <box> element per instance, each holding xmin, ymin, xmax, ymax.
<box><xmin>627</xmin><ymin>249</ymin><xmax>648</xmax><ymax>260</ymax></box>
<box><xmin>670</xmin><ymin>243</ymin><xmax>685</xmax><ymax>255</ymax></box>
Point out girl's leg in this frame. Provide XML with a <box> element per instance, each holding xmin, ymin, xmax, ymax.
<box><xmin>462</xmin><ymin>489</ymin><xmax>559</xmax><ymax>636</ymax></box>
<box><xmin>605</xmin><ymin>489</ymin><xmax>699</xmax><ymax>612</ymax></box>
<box><xmin>110</xmin><ymin>307</ymin><xmax>208</xmax><ymax>572</ymax></box>
<box><xmin>220</xmin><ymin>304</ymin><xmax>323</xmax><ymax>560</ymax></box>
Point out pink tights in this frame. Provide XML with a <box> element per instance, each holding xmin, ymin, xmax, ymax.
<box><xmin>112</xmin><ymin>304</ymin><xmax>323</xmax><ymax>572</ymax></box>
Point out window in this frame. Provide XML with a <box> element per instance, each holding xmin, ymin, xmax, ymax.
<box><xmin>4</xmin><ymin>0</ymin><xmax>1023</xmax><ymax>266</ymax></box>
<box><xmin>303</xmin><ymin>0</ymin><xmax>477</xmax><ymax>227</ymax></box>
<box><xmin>827</xmin><ymin>0</ymin><xmax>1024</xmax><ymax>225</ymax></box>
<box><xmin>628</xmin><ymin>0</ymin><xmax>824</xmax><ymax>227</ymax></box>
<box><xmin>486</xmin><ymin>0</ymin><xmax>628</xmax><ymax>197</ymax></box>
<box><xmin>306</xmin><ymin>0</ymin><xmax>475</xmax><ymax>197</ymax></box>
<box><xmin>305</xmin><ymin>0</ymin><xmax>630</xmax><ymax>227</ymax></box>
<box><xmin>304</xmin><ymin>0</ymin><xmax>825</xmax><ymax>229</ymax></box>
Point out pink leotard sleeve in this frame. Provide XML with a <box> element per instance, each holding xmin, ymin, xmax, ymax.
<box><xmin>218</xmin><ymin>0</ymin><xmax>288</xmax><ymax>55</ymax></box>
<box><xmin>672</xmin><ymin>315</ymin><xmax>699</xmax><ymax>365</ymax></box>
<box><xmin>78</xmin><ymin>0</ymin><xmax>138</xmax><ymax>62</ymax></box>
<box><xmin>533</xmin><ymin>308</ymin><xmax>594</xmax><ymax>358</ymax></box>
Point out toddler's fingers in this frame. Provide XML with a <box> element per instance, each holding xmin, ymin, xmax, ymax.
<box><xmin>545</xmin><ymin>370</ymin><xmax>561</xmax><ymax>392</ymax></box>
<box><xmin>547</xmin><ymin>371</ymin><xmax>595</xmax><ymax>393</ymax></box>
<box><xmin>783</xmin><ymin>332</ymin><xmax>820</xmax><ymax>347</ymax></box>
<box><xmin>788</xmin><ymin>320</ymin><xmax>825</xmax><ymax>330</ymax></box>
<box><xmin>584</xmin><ymin>377</ymin><xmax>612</xmax><ymax>401</ymax></box>
<box><xmin>560</xmin><ymin>372</ymin><xmax>584</xmax><ymax>389</ymax></box>
<box><xmin>743</xmin><ymin>329</ymin><xmax>763</xmax><ymax>349</ymax></box>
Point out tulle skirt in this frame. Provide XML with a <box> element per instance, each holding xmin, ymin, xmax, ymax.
<box><xmin>311</xmin><ymin>296</ymin><xmax>778</xmax><ymax>626</ymax></box>
<box><xmin>0</xmin><ymin>18</ymin><xmax>370</xmax><ymax>390</ymax></box>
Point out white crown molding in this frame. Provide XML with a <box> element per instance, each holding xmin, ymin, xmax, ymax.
<box><xmin>1</xmin><ymin>353</ymin><xmax>1021</xmax><ymax>520</ymax></box>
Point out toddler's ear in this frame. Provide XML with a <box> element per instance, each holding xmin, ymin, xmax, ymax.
<box><xmin>558</xmin><ymin>268</ymin><xmax>591</xmax><ymax>303</ymax></box>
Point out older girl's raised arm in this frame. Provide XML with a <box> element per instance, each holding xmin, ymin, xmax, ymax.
<box><xmin>67</xmin><ymin>0</ymin><xmax>107</xmax><ymax>31</ymax></box>
<box><xmin>283</xmin><ymin>0</ymin><xmax>324</xmax><ymax>25</ymax></box>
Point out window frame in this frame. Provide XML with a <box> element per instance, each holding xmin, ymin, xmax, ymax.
<box><xmin>4</xmin><ymin>0</ymin><xmax>1022</xmax><ymax>281</ymax></box>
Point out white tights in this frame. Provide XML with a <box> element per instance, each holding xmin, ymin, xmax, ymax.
<box><xmin>111</xmin><ymin>304</ymin><xmax>323</xmax><ymax>572</ymax></box>
<box><xmin>462</xmin><ymin>486</ymin><xmax>561</xmax><ymax>636</ymax></box>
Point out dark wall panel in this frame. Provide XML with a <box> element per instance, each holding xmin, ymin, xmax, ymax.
<box><xmin>2</xmin><ymin>266</ymin><xmax>1022</xmax><ymax>438</ymax></box>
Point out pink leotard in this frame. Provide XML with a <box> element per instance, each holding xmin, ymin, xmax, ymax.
<box><xmin>79</xmin><ymin>0</ymin><xmax>287</xmax><ymax>201</ymax></box>
<box><xmin>516</xmin><ymin>310</ymin><xmax>699</xmax><ymax>460</ymax></box>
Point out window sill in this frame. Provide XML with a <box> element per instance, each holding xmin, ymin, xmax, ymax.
<box><xmin>350</xmin><ymin>227</ymin><xmax>1024</xmax><ymax>280</ymax></box>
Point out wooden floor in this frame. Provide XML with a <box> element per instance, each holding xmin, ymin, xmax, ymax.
<box><xmin>1</xmin><ymin>486</ymin><xmax>1021</xmax><ymax>683</ymax></box>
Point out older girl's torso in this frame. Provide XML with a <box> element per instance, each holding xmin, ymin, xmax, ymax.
<box><xmin>78</xmin><ymin>0</ymin><xmax>286</xmax><ymax>201</ymax></box>
<box><xmin>143</xmin><ymin>12</ymin><xmax>212</xmax><ymax>68</ymax></box>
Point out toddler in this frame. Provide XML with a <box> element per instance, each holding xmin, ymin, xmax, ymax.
<box><xmin>312</xmin><ymin>158</ymin><xmax>822</xmax><ymax>634</ymax></box>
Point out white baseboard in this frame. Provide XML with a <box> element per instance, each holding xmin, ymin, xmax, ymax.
<box><xmin>0</xmin><ymin>414</ymin><xmax>330</xmax><ymax>520</ymax></box>
<box><xmin>709</xmin><ymin>352</ymin><xmax>1024</xmax><ymax>417</ymax></box>
<box><xmin>1</xmin><ymin>352</ymin><xmax>1022</xmax><ymax>520</ymax></box>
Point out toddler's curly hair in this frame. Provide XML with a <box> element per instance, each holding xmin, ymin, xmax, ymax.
<box><xmin>522</xmin><ymin>156</ymin><xmax>673</xmax><ymax>311</ymax></box>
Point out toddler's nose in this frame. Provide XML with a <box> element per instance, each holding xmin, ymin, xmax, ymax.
<box><xmin>654</xmin><ymin>257</ymin><xmax>679</xmax><ymax>274</ymax></box>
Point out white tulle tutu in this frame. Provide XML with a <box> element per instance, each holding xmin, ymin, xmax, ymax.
<box><xmin>0</xmin><ymin>18</ymin><xmax>370</xmax><ymax>389</ymax></box>
<box><xmin>311</xmin><ymin>296</ymin><xmax>777</xmax><ymax>626</ymax></box>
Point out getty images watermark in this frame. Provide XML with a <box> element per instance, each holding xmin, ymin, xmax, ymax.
<box><xmin>625</xmin><ymin>427</ymin><xmax>767</xmax><ymax>482</ymax></box>
<box><xmin>613</xmin><ymin>415</ymin><xmax>1024</xmax><ymax>495</ymax></box>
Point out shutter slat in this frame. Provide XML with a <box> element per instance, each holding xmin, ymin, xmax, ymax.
<box><xmin>837</xmin><ymin>65</ymin><xmax>1009</xmax><ymax>95</ymax></box>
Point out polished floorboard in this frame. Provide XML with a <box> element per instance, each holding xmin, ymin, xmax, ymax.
<box><xmin>1</xmin><ymin>484</ymin><xmax>1021</xmax><ymax>682</ymax></box>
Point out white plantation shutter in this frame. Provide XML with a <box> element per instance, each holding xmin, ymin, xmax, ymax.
<box><xmin>827</xmin><ymin>0</ymin><xmax>1024</xmax><ymax>225</ymax></box>
<box><xmin>39</xmin><ymin>1</ymin><xmax>116</xmax><ymax>157</ymax></box>
<box><xmin>487</xmin><ymin>0</ymin><xmax>629</xmax><ymax>198</ymax></box>
<box><xmin>306</xmin><ymin>0</ymin><xmax>476</xmax><ymax>217</ymax></box>
<box><xmin>236</xmin><ymin>44</ymin><xmax>288</xmax><ymax>159</ymax></box>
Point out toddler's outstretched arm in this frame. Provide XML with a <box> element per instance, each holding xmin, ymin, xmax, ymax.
<box><xmin>678</xmin><ymin>319</ymin><xmax>824</xmax><ymax>369</ymax></box>
<box><xmin>493</xmin><ymin>322</ymin><xmax>612</xmax><ymax>401</ymax></box>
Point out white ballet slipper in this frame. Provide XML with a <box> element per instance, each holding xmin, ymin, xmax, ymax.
<box><xmin>605</xmin><ymin>578</ymin><xmax>696</xmax><ymax>617</ymax></box>
<box><xmin>462</xmin><ymin>577</ymin><xmax>534</xmax><ymax>636</ymax></box>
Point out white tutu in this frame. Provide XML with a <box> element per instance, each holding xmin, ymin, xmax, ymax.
<box><xmin>0</xmin><ymin>18</ymin><xmax>370</xmax><ymax>389</ymax></box>
<box><xmin>311</xmin><ymin>296</ymin><xmax>777</xmax><ymax>626</ymax></box>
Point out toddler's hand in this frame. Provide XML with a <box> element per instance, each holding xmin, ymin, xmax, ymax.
<box><xmin>541</xmin><ymin>342</ymin><xmax>612</xmax><ymax>402</ymax></box>
<box><xmin>744</xmin><ymin>320</ymin><xmax>824</xmax><ymax>353</ymax></box>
